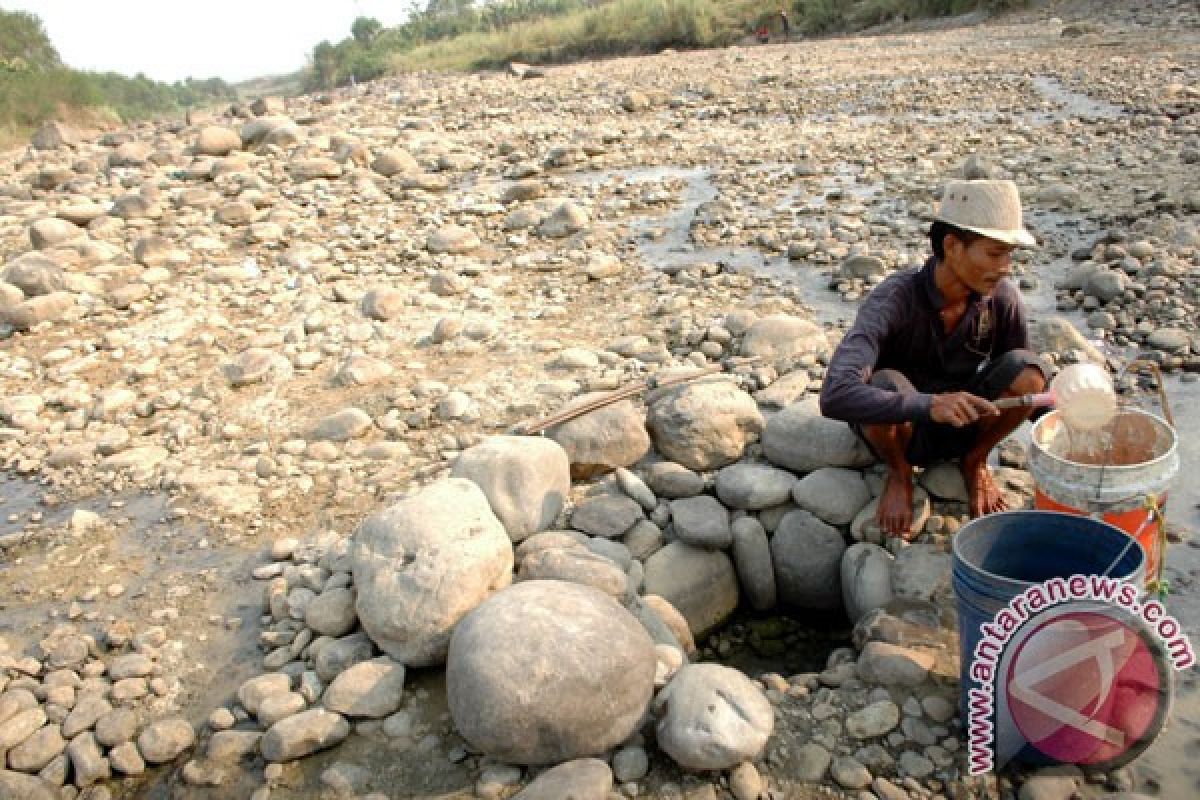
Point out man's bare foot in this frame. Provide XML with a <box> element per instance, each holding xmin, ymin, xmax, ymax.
<box><xmin>964</xmin><ymin>460</ymin><xmax>1008</xmax><ymax>518</ymax></box>
<box><xmin>876</xmin><ymin>466</ymin><xmax>915</xmax><ymax>539</ymax></box>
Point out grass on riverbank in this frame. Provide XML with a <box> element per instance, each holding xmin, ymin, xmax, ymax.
<box><xmin>386</xmin><ymin>0</ymin><xmax>1028</xmax><ymax>73</ymax></box>
<box><xmin>393</xmin><ymin>0</ymin><xmax>758</xmax><ymax>71</ymax></box>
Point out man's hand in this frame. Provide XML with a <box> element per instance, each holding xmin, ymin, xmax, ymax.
<box><xmin>930</xmin><ymin>392</ymin><xmax>999</xmax><ymax>427</ymax></box>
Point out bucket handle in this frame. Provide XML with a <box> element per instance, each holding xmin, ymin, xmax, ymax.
<box><xmin>1099</xmin><ymin>492</ymin><xmax>1169</xmax><ymax>599</ymax></box>
<box><xmin>1121</xmin><ymin>359</ymin><xmax>1174</xmax><ymax>428</ymax></box>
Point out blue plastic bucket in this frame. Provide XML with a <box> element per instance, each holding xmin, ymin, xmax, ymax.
<box><xmin>952</xmin><ymin>510</ymin><xmax>1147</xmax><ymax>765</ymax></box>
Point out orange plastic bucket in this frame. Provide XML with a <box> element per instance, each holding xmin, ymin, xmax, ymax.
<box><xmin>1028</xmin><ymin>408</ymin><xmax>1178</xmax><ymax>582</ymax></box>
<box><xmin>1032</xmin><ymin>489</ymin><xmax>1165</xmax><ymax>578</ymax></box>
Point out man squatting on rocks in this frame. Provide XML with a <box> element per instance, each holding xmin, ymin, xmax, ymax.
<box><xmin>820</xmin><ymin>179</ymin><xmax>1049</xmax><ymax>538</ymax></box>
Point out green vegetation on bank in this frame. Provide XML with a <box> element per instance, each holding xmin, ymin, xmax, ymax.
<box><xmin>309</xmin><ymin>0</ymin><xmax>1028</xmax><ymax>83</ymax></box>
<box><xmin>0</xmin><ymin>9</ymin><xmax>235</xmax><ymax>145</ymax></box>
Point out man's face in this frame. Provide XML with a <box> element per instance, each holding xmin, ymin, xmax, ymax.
<box><xmin>946</xmin><ymin>233</ymin><xmax>1015</xmax><ymax>295</ymax></box>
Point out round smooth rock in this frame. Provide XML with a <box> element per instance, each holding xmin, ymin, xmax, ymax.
<box><xmin>831</xmin><ymin>756</ymin><xmax>872</xmax><ymax>790</ymax></box>
<box><xmin>446</xmin><ymin>580</ymin><xmax>655</xmax><ymax>765</ymax></box>
<box><xmin>305</xmin><ymin>587</ymin><xmax>358</xmax><ymax>638</ymax></box>
<box><xmin>570</xmin><ymin>495</ymin><xmax>644</xmax><ymax>539</ymax></box>
<box><xmin>730</xmin><ymin>761</ymin><xmax>765</xmax><ymax>800</ymax></box>
<box><xmin>643</xmin><ymin>462</ymin><xmax>705</xmax><ymax>498</ymax></box>
<box><xmin>137</xmin><ymin>717</ymin><xmax>195</xmax><ymax>764</ymax></box>
<box><xmin>715</xmin><ymin>463</ymin><xmax>796</xmax><ymax>510</ymax></box>
<box><xmin>731</xmin><ymin>517</ymin><xmax>776</xmax><ymax>611</ymax></box>
<box><xmin>512</xmin><ymin>758</ymin><xmax>613</xmax><ymax>800</ymax></box>
<box><xmin>840</xmin><ymin>543</ymin><xmax>894</xmax><ymax>623</ymax></box>
<box><xmin>612</xmin><ymin>745</ymin><xmax>649</xmax><ymax>783</ymax></box>
<box><xmin>517</xmin><ymin>546</ymin><xmax>629</xmax><ymax>600</ymax></box>
<box><xmin>763</xmin><ymin>401</ymin><xmax>874</xmax><ymax>473</ymax></box>
<box><xmin>669</xmin><ymin>495</ymin><xmax>731</xmax><ymax>549</ymax></box>
<box><xmin>739</xmin><ymin>314</ymin><xmax>828</xmax><ymax>368</ymax></box>
<box><xmin>792</xmin><ymin>467</ymin><xmax>872</xmax><ymax>525</ymax></box>
<box><xmin>94</xmin><ymin>709</ymin><xmax>138</xmax><ymax>747</ymax></box>
<box><xmin>643</xmin><ymin>543</ymin><xmax>738</xmax><ymax>638</ymax></box>
<box><xmin>891</xmin><ymin>544</ymin><xmax>953</xmax><ymax>605</ymax></box>
<box><xmin>237</xmin><ymin>673</ymin><xmax>292</xmax><ymax>716</ymax></box>
<box><xmin>792</xmin><ymin>743</ymin><xmax>832</xmax><ymax>782</ymax></box>
<box><xmin>260</xmin><ymin>709</ymin><xmax>350</xmax><ymax>762</ymax></box>
<box><xmin>846</xmin><ymin>701</ymin><xmax>900</xmax><ymax>739</ymax></box>
<box><xmin>615</xmin><ymin>467</ymin><xmax>657</xmax><ymax>512</ymax></box>
<box><xmin>545</xmin><ymin>399</ymin><xmax>651</xmax><ymax>478</ymax></box>
<box><xmin>771</xmin><ymin>510</ymin><xmax>846</xmax><ymax>610</ymax></box>
<box><xmin>8</xmin><ymin>725</ymin><xmax>65</xmax><ymax>772</ymax></box>
<box><xmin>646</xmin><ymin>380</ymin><xmax>764</xmax><ymax>471</ymax></box>
<box><xmin>654</xmin><ymin>663</ymin><xmax>774</xmax><ymax>771</ymax></box>
<box><xmin>352</xmin><ymin>479</ymin><xmax>514</xmax><ymax>667</ymax></box>
<box><xmin>451</xmin><ymin>435</ymin><xmax>571</xmax><ymax>542</ymax></box>
<box><xmin>0</xmin><ymin>770</ymin><xmax>57</xmax><ymax>800</ymax></box>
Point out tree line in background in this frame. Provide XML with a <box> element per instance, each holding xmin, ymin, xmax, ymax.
<box><xmin>307</xmin><ymin>0</ymin><xmax>1029</xmax><ymax>87</ymax></box>
<box><xmin>308</xmin><ymin>0</ymin><xmax>595</xmax><ymax>89</ymax></box>
<box><xmin>0</xmin><ymin>9</ymin><xmax>236</xmax><ymax>143</ymax></box>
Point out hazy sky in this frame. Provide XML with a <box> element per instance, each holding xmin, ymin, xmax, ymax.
<box><xmin>4</xmin><ymin>0</ymin><xmax>414</xmax><ymax>83</ymax></box>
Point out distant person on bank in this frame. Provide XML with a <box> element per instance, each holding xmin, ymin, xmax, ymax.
<box><xmin>819</xmin><ymin>180</ymin><xmax>1048</xmax><ymax>539</ymax></box>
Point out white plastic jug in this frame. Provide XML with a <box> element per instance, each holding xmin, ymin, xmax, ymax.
<box><xmin>1051</xmin><ymin>363</ymin><xmax>1116</xmax><ymax>431</ymax></box>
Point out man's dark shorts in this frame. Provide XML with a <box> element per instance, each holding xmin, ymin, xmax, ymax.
<box><xmin>854</xmin><ymin>349</ymin><xmax>1049</xmax><ymax>467</ymax></box>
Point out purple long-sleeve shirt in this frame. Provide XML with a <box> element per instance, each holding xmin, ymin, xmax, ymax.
<box><xmin>819</xmin><ymin>257</ymin><xmax>1030</xmax><ymax>425</ymax></box>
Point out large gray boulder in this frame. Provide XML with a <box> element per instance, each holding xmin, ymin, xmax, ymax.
<box><xmin>451</xmin><ymin>436</ymin><xmax>571</xmax><ymax>542</ymax></box>
<box><xmin>655</xmin><ymin>663</ymin><xmax>774</xmax><ymax>771</ymax></box>
<box><xmin>771</xmin><ymin>510</ymin><xmax>846</xmax><ymax>610</ymax></box>
<box><xmin>642</xmin><ymin>543</ymin><xmax>738</xmax><ymax>637</ymax></box>
<box><xmin>763</xmin><ymin>400</ymin><xmax>874</xmax><ymax>473</ymax></box>
<box><xmin>352</xmin><ymin>479</ymin><xmax>514</xmax><ymax>667</ymax></box>
<box><xmin>715</xmin><ymin>463</ymin><xmax>796</xmax><ymax>510</ymax></box>
<box><xmin>792</xmin><ymin>467</ymin><xmax>872</xmax><ymax>525</ymax></box>
<box><xmin>446</xmin><ymin>580</ymin><xmax>656</xmax><ymax>765</ymax></box>
<box><xmin>646</xmin><ymin>379</ymin><xmax>763</xmax><ymax>471</ymax></box>
<box><xmin>545</xmin><ymin>397</ymin><xmax>651</xmax><ymax>479</ymax></box>
<box><xmin>841</xmin><ymin>543</ymin><xmax>894</xmax><ymax>623</ymax></box>
<box><xmin>739</xmin><ymin>315</ymin><xmax>829</xmax><ymax>369</ymax></box>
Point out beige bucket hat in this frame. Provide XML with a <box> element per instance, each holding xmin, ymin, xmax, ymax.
<box><xmin>934</xmin><ymin>179</ymin><xmax>1037</xmax><ymax>248</ymax></box>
